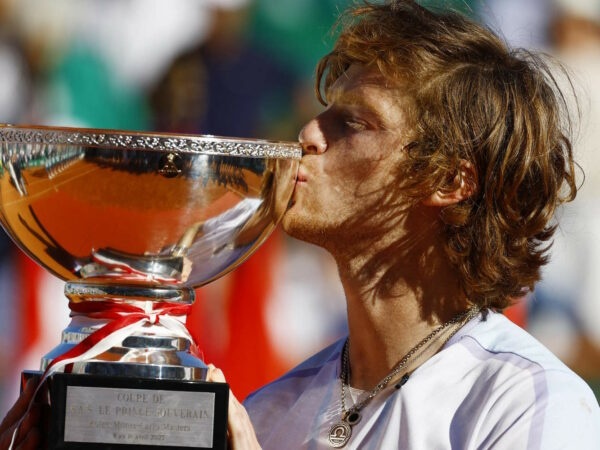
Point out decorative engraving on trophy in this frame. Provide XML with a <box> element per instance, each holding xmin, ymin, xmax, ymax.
<box><xmin>158</xmin><ymin>153</ymin><xmax>183</xmax><ymax>178</ymax></box>
<box><xmin>0</xmin><ymin>127</ymin><xmax>302</xmax><ymax>159</ymax></box>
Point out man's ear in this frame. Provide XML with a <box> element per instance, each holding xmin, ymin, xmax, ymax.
<box><xmin>422</xmin><ymin>160</ymin><xmax>477</xmax><ymax>207</ymax></box>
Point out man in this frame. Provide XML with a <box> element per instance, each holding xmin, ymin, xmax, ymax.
<box><xmin>2</xmin><ymin>1</ymin><xmax>600</xmax><ymax>449</ymax></box>
<box><xmin>221</xmin><ymin>1</ymin><xmax>599</xmax><ymax>448</ymax></box>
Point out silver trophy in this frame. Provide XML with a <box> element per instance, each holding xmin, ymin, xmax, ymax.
<box><xmin>0</xmin><ymin>124</ymin><xmax>300</xmax><ymax>449</ymax></box>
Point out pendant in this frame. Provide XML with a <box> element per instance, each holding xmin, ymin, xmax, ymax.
<box><xmin>328</xmin><ymin>421</ymin><xmax>351</xmax><ymax>448</ymax></box>
<box><xmin>346</xmin><ymin>410</ymin><xmax>361</xmax><ymax>425</ymax></box>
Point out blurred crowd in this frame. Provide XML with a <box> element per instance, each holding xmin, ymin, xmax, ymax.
<box><xmin>0</xmin><ymin>0</ymin><xmax>598</xmax><ymax>414</ymax></box>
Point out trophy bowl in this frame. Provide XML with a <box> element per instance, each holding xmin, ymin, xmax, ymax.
<box><xmin>0</xmin><ymin>124</ymin><xmax>301</xmax><ymax>449</ymax></box>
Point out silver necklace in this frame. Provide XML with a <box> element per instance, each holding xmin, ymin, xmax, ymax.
<box><xmin>327</xmin><ymin>307</ymin><xmax>480</xmax><ymax>448</ymax></box>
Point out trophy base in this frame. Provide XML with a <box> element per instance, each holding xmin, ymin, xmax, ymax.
<box><xmin>23</xmin><ymin>371</ymin><xmax>229</xmax><ymax>450</ymax></box>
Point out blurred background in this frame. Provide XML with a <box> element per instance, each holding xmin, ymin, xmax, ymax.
<box><xmin>0</xmin><ymin>0</ymin><xmax>598</xmax><ymax>415</ymax></box>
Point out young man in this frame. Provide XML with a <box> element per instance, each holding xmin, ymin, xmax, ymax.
<box><xmin>2</xmin><ymin>1</ymin><xmax>599</xmax><ymax>449</ymax></box>
<box><xmin>217</xmin><ymin>1</ymin><xmax>600</xmax><ymax>448</ymax></box>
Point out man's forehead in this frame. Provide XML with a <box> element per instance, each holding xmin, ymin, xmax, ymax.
<box><xmin>327</xmin><ymin>65</ymin><xmax>393</xmax><ymax>99</ymax></box>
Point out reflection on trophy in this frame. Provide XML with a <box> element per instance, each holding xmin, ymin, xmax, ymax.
<box><xmin>0</xmin><ymin>124</ymin><xmax>300</xmax><ymax>449</ymax></box>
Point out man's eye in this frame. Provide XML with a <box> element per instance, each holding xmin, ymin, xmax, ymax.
<box><xmin>345</xmin><ymin>119</ymin><xmax>368</xmax><ymax>131</ymax></box>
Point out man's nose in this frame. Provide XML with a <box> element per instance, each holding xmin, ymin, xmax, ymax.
<box><xmin>298</xmin><ymin>119</ymin><xmax>327</xmax><ymax>155</ymax></box>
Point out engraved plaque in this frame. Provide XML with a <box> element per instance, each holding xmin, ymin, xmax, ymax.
<box><xmin>41</xmin><ymin>372</ymin><xmax>229</xmax><ymax>450</ymax></box>
<box><xmin>64</xmin><ymin>387</ymin><xmax>215</xmax><ymax>447</ymax></box>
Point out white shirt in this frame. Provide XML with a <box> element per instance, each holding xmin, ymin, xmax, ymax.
<box><xmin>244</xmin><ymin>311</ymin><xmax>600</xmax><ymax>449</ymax></box>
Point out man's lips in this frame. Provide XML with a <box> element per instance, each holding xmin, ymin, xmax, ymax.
<box><xmin>296</xmin><ymin>171</ymin><xmax>307</xmax><ymax>183</ymax></box>
<box><xmin>288</xmin><ymin>171</ymin><xmax>307</xmax><ymax>208</ymax></box>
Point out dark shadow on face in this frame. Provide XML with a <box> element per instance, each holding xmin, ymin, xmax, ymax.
<box><xmin>330</xmin><ymin>162</ymin><xmax>469</xmax><ymax>324</ymax></box>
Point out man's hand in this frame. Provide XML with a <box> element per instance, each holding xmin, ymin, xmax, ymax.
<box><xmin>207</xmin><ymin>365</ymin><xmax>261</xmax><ymax>450</ymax></box>
<box><xmin>0</xmin><ymin>378</ymin><xmax>42</xmax><ymax>450</ymax></box>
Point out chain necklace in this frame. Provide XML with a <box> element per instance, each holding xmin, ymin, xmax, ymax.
<box><xmin>327</xmin><ymin>306</ymin><xmax>480</xmax><ymax>448</ymax></box>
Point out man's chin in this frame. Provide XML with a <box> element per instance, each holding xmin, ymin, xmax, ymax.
<box><xmin>280</xmin><ymin>210</ymin><xmax>299</xmax><ymax>237</ymax></box>
<box><xmin>281</xmin><ymin>213</ymin><xmax>328</xmax><ymax>247</ymax></box>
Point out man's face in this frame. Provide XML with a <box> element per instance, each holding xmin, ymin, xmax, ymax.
<box><xmin>282</xmin><ymin>64</ymin><xmax>412</xmax><ymax>249</ymax></box>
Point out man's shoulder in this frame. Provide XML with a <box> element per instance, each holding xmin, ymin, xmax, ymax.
<box><xmin>455</xmin><ymin>310</ymin><xmax>573</xmax><ymax>371</ymax></box>
<box><xmin>456</xmin><ymin>311</ymin><xmax>600</xmax><ymax>446</ymax></box>
<box><xmin>454</xmin><ymin>310</ymin><xmax>599</xmax><ymax>411</ymax></box>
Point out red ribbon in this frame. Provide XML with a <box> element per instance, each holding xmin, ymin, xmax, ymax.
<box><xmin>46</xmin><ymin>301</ymin><xmax>194</xmax><ymax>373</ymax></box>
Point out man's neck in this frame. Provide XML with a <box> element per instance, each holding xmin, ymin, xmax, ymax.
<box><xmin>332</xmin><ymin>227</ymin><xmax>470</xmax><ymax>390</ymax></box>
